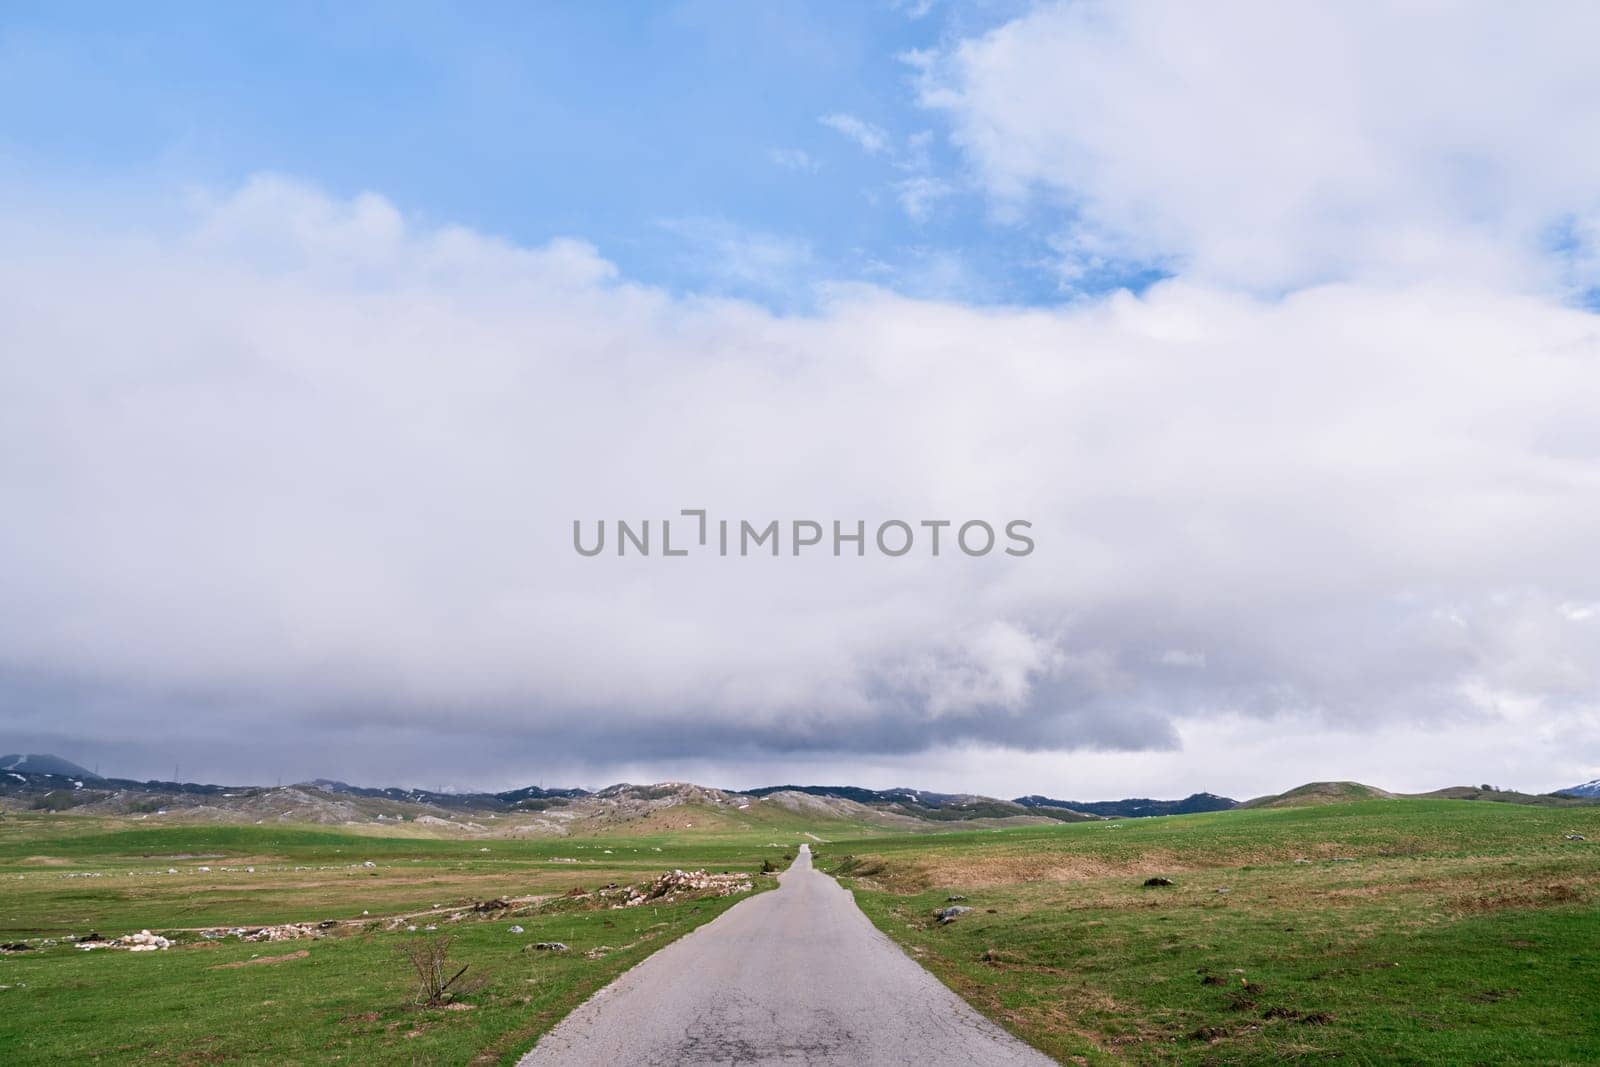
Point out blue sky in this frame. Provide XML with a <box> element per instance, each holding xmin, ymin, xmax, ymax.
<box><xmin>1</xmin><ymin>0</ymin><xmax>1114</xmax><ymax>308</ymax></box>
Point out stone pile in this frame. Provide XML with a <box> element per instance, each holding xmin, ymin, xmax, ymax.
<box><xmin>199</xmin><ymin>922</ymin><xmax>325</xmax><ymax>943</ymax></box>
<box><xmin>613</xmin><ymin>869</ymin><xmax>754</xmax><ymax>907</ymax></box>
<box><xmin>78</xmin><ymin>930</ymin><xmax>173</xmax><ymax>952</ymax></box>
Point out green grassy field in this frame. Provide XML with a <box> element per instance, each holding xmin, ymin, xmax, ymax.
<box><xmin>0</xmin><ymin>814</ymin><xmax>803</xmax><ymax>1065</ymax></box>
<box><xmin>818</xmin><ymin>799</ymin><xmax>1600</xmax><ymax>1065</ymax></box>
<box><xmin>6</xmin><ymin>797</ymin><xmax>1598</xmax><ymax>1064</ymax></box>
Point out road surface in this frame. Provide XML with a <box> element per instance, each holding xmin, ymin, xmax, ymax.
<box><xmin>519</xmin><ymin>844</ymin><xmax>1056</xmax><ymax>1066</ymax></box>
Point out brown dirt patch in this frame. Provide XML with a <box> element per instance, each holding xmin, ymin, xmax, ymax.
<box><xmin>208</xmin><ymin>949</ymin><xmax>309</xmax><ymax>969</ymax></box>
<box><xmin>1448</xmin><ymin>882</ymin><xmax>1587</xmax><ymax>913</ymax></box>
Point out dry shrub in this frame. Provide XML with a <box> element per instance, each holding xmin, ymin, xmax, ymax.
<box><xmin>398</xmin><ymin>934</ymin><xmax>473</xmax><ymax>1005</ymax></box>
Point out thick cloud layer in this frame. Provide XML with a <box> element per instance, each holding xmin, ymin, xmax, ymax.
<box><xmin>3</xmin><ymin>171</ymin><xmax>1598</xmax><ymax>791</ymax></box>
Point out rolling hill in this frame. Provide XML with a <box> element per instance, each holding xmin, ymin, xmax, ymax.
<box><xmin>8</xmin><ymin>755</ymin><xmax>1593</xmax><ymax>835</ymax></box>
<box><xmin>1239</xmin><ymin>781</ymin><xmax>1397</xmax><ymax>808</ymax></box>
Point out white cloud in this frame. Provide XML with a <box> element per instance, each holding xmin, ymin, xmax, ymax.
<box><xmin>2</xmin><ymin>175</ymin><xmax>1598</xmax><ymax>790</ymax></box>
<box><xmin>895</xmin><ymin>175</ymin><xmax>954</xmax><ymax>221</ymax></box>
<box><xmin>821</xmin><ymin>116</ymin><xmax>954</xmax><ymax>222</ymax></box>
<box><xmin>658</xmin><ymin>215</ymin><xmax>815</xmax><ymax>297</ymax></box>
<box><xmin>767</xmin><ymin>147</ymin><xmax>819</xmax><ymax>172</ymax></box>
<box><xmin>820</xmin><ymin>112</ymin><xmax>890</xmax><ymax>156</ymax></box>
<box><xmin>919</xmin><ymin>1</ymin><xmax>1600</xmax><ymax>292</ymax></box>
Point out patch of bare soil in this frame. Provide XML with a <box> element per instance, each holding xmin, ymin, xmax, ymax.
<box><xmin>209</xmin><ymin>949</ymin><xmax>310</xmax><ymax>969</ymax></box>
<box><xmin>1448</xmin><ymin>882</ymin><xmax>1587</xmax><ymax>913</ymax></box>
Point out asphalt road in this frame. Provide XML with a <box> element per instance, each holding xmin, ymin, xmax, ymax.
<box><xmin>518</xmin><ymin>844</ymin><xmax>1056</xmax><ymax>1066</ymax></box>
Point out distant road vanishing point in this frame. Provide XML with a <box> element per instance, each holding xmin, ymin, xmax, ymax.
<box><xmin>518</xmin><ymin>845</ymin><xmax>1056</xmax><ymax>1066</ymax></box>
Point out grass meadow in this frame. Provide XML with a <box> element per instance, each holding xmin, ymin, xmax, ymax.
<box><xmin>4</xmin><ymin>797</ymin><xmax>1597</xmax><ymax>1064</ymax></box>
<box><xmin>0</xmin><ymin>815</ymin><xmax>798</xmax><ymax>1064</ymax></box>
<box><xmin>820</xmin><ymin>799</ymin><xmax>1600</xmax><ymax>1064</ymax></box>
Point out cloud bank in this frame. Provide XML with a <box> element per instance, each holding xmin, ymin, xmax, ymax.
<box><xmin>2</xmin><ymin>2</ymin><xmax>1599</xmax><ymax>792</ymax></box>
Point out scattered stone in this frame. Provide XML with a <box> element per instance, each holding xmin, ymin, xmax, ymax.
<box><xmin>0</xmin><ymin>942</ymin><xmax>31</xmax><ymax>952</ymax></box>
<box><xmin>121</xmin><ymin>930</ymin><xmax>172</xmax><ymax>951</ymax></box>
<box><xmin>1215</xmin><ymin>887</ymin><xmax>1231</xmax><ymax>894</ymax></box>
<box><xmin>609</xmin><ymin>869</ymin><xmax>753</xmax><ymax>908</ymax></box>
<box><xmin>934</xmin><ymin>906</ymin><xmax>972</xmax><ymax>924</ymax></box>
<box><xmin>199</xmin><ymin>922</ymin><xmax>327</xmax><ymax>943</ymax></box>
<box><xmin>508</xmin><ymin>925</ymin><xmax>524</xmax><ymax>934</ymax></box>
<box><xmin>946</xmin><ymin>894</ymin><xmax>968</xmax><ymax>902</ymax></box>
<box><xmin>1565</xmin><ymin>834</ymin><xmax>1586</xmax><ymax>841</ymax></box>
<box><xmin>533</xmin><ymin>941</ymin><xmax>568</xmax><ymax>951</ymax></box>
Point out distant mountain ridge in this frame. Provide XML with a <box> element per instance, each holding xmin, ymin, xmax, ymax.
<box><xmin>0</xmin><ymin>754</ymin><xmax>1218</xmax><ymax>826</ymax></box>
<box><xmin>6</xmin><ymin>754</ymin><xmax>1596</xmax><ymax>828</ymax></box>
<box><xmin>0</xmin><ymin>753</ymin><xmax>101</xmax><ymax>779</ymax></box>
<box><xmin>738</xmin><ymin>784</ymin><xmax>1089</xmax><ymax>822</ymax></box>
<box><xmin>305</xmin><ymin>778</ymin><xmax>588</xmax><ymax>809</ymax></box>
<box><xmin>1014</xmin><ymin>792</ymin><xmax>1238</xmax><ymax>818</ymax></box>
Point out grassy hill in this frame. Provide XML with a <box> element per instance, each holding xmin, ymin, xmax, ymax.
<box><xmin>1417</xmin><ymin>785</ymin><xmax>1598</xmax><ymax>807</ymax></box>
<box><xmin>1239</xmin><ymin>780</ymin><xmax>1600</xmax><ymax>811</ymax></box>
<box><xmin>1238</xmin><ymin>780</ymin><xmax>1396</xmax><ymax>808</ymax></box>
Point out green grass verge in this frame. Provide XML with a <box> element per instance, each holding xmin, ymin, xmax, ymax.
<box><xmin>0</xmin><ymin>814</ymin><xmax>791</xmax><ymax>1064</ymax></box>
<box><xmin>820</xmin><ymin>799</ymin><xmax>1600</xmax><ymax>1064</ymax></box>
